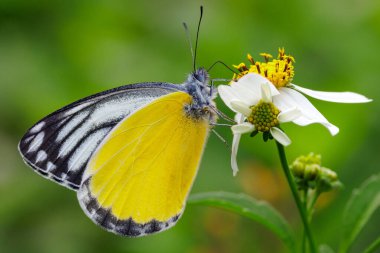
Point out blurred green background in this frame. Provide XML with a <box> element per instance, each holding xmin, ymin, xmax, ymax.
<box><xmin>0</xmin><ymin>0</ymin><xmax>379</xmax><ymax>252</ymax></box>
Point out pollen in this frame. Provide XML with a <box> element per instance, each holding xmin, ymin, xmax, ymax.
<box><xmin>233</xmin><ymin>48</ymin><xmax>295</xmax><ymax>88</ymax></box>
<box><xmin>248</xmin><ymin>100</ymin><xmax>280</xmax><ymax>132</ymax></box>
<box><xmin>232</xmin><ymin>63</ymin><xmax>249</xmax><ymax>80</ymax></box>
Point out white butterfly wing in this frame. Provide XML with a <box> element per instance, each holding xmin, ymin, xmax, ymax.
<box><xmin>19</xmin><ymin>82</ymin><xmax>183</xmax><ymax>190</ymax></box>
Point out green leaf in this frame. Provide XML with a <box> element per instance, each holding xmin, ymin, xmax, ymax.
<box><xmin>319</xmin><ymin>244</ymin><xmax>335</xmax><ymax>253</ymax></box>
<box><xmin>188</xmin><ymin>191</ymin><xmax>296</xmax><ymax>252</ymax></box>
<box><xmin>339</xmin><ymin>174</ymin><xmax>380</xmax><ymax>253</ymax></box>
<box><xmin>363</xmin><ymin>236</ymin><xmax>380</xmax><ymax>253</ymax></box>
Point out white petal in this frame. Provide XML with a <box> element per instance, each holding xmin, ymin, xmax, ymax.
<box><xmin>235</xmin><ymin>113</ymin><xmax>245</xmax><ymax>124</ymax></box>
<box><xmin>217</xmin><ymin>85</ymin><xmax>235</xmax><ymax>109</ymax></box>
<box><xmin>218</xmin><ymin>84</ymin><xmax>254</xmax><ymax>108</ymax></box>
<box><xmin>239</xmin><ymin>73</ymin><xmax>280</xmax><ymax>96</ymax></box>
<box><xmin>277</xmin><ymin>107</ymin><xmax>302</xmax><ymax>123</ymax></box>
<box><xmin>231</xmin><ymin>133</ymin><xmax>241</xmax><ymax>176</ymax></box>
<box><xmin>273</xmin><ymin>88</ymin><xmax>339</xmax><ymax>136</ymax></box>
<box><xmin>292</xmin><ymin>84</ymin><xmax>372</xmax><ymax>103</ymax></box>
<box><xmin>294</xmin><ymin>116</ymin><xmax>339</xmax><ymax>136</ymax></box>
<box><xmin>231</xmin><ymin>113</ymin><xmax>245</xmax><ymax>176</ymax></box>
<box><xmin>231</xmin><ymin>122</ymin><xmax>255</xmax><ymax>134</ymax></box>
<box><xmin>218</xmin><ymin>85</ymin><xmax>251</xmax><ymax>111</ymax></box>
<box><xmin>218</xmin><ymin>85</ymin><xmax>243</xmax><ymax>107</ymax></box>
<box><xmin>230</xmin><ymin>100</ymin><xmax>251</xmax><ymax>117</ymax></box>
<box><xmin>261</xmin><ymin>82</ymin><xmax>273</xmax><ymax>103</ymax></box>
<box><xmin>231</xmin><ymin>81</ymin><xmax>261</xmax><ymax>105</ymax></box>
<box><xmin>270</xmin><ymin>127</ymin><xmax>291</xmax><ymax>146</ymax></box>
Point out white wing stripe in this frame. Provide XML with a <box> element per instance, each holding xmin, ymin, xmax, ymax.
<box><xmin>36</xmin><ymin>150</ymin><xmax>47</xmax><ymax>163</ymax></box>
<box><xmin>23</xmin><ymin>135</ymin><xmax>34</xmax><ymax>144</ymax></box>
<box><xmin>63</xmin><ymin>101</ymin><xmax>95</xmax><ymax>117</ymax></box>
<box><xmin>67</xmin><ymin>128</ymin><xmax>111</xmax><ymax>173</ymax></box>
<box><xmin>57</xmin><ymin>111</ymin><xmax>90</xmax><ymax>142</ymax></box>
<box><xmin>58</xmin><ymin>98</ymin><xmax>154</xmax><ymax>159</ymax></box>
<box><xmin>46</xmin><ymin>161</ymin><xmax>57</xmax><ymax>171</ymax></box>
<box><xmin>27</xmin><ymin>132</ymin><xmax>44</xmax><ymax>153</ymax></box>
<box><xmin>30</xmin><ymin>121</ymin><xmax>45</xmax><ymax>134</ymax></box>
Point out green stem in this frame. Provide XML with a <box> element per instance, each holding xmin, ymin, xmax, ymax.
<box><xmin>363</xmin><ymin>236</ymin><xmax>380</xmax><ymax>253</ymax></box>
<box><xmin>276</xmin><ymin>141</ymin><xmax>316</xmax><ymax>253</ymax></box>
<box><xmin>307</xmin><ymin>190</ymin><xmax>320</xmax><ymax>219</ymax></box>
<box><xmin>302</xmin><ymin>190</ymin><xmax>308</xmax><ymax>253</ymax></box>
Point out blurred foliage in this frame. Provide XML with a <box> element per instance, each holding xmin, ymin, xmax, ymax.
<box><xmin>339</xmin><ymin>174</ymin><xmax>380</xmax><ymax>253</ymax></box>
<box><xmin>0</xmin><ymin>0</ymin><xmax>379</xmax><ymax>252</ymax></box>
<box><xmin>188</xmin><ymin>192</ymin><xmax>296</xmax><ymax>252</ymax></box>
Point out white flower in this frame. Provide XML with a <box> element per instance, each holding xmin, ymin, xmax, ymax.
<box><xmin>219</xmin><ymin>75</ymin><xmax>302</xmax><ymax>175</ymax></box>
<box><xmin>219</xmin><ymin>49</ymin><xmax>372</xmax><ymax>175</ymax></box>
<box><xmin>229</xmin><ymin>83</ymin><xmax>300</xmax><ymax>146</ymax></box>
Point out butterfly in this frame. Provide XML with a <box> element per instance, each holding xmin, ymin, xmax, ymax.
<box><xmin>18</xmin><ymin>66</ymin><xmax>218</xmax><ymax>236</ymax></box>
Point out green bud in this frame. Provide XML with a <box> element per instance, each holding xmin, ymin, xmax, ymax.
<box><xmin>289</xmin><ymin>153</ymin><xmax>341</xmax><ymax>193</ymax></box>
<box><xmin>304</xmin><ymin>164</ymin><xmax>321</xmax><ymax>181</ymax></box>
<box><xmin>320</xmin><ymin>167</ymin><xmax>338</xmax><ymax>181</ymax></box>
<box><xmin>302</xmin><ymin>152</ymin><xmax>321</xmax><ymax>165</ymax></box>
<box><xmin>290</xmin><ymin>153</ymin><xmax>322</xmax><ymax>180</ymax></box>
<box><xmin>316</xmin><ymin>167</ymin><xmax>342</xmax><ymax>193</ymax></box>
<box><xmin>290</xmin><ymin>161</ymin><xmax>305</xmax><ymax>178</ymax></box>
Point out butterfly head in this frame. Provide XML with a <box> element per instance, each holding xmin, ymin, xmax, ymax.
<box><xmin>184</xmin><ymin>68</ymin><xmax>217</xmax><ymax>123</ymax></box>
<box><xmin>191</xmin><ymin>67</ymin><xmax>209</xmax><ymax>83</ymax></box>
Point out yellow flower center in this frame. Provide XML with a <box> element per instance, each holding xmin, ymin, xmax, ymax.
<box><xmin>233</xmin><ymin>48</ymin><xmax>295</xmax><ymax>89</ymax></box>
<box><xmin>247</xmin><ymin>100</ymin><xmax>280</xmax><ymax>132</ymax></box>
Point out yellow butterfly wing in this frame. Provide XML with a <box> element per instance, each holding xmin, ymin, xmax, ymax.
<box><xmin>77</xmin><ymin>91</ymin><xmax>210</xmax><ymax>236</ymax></box>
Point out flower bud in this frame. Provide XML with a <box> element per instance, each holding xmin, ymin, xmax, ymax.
<box><xmin>290</xmin><ymin>161</ymin><xmax>305</xmax><ymax>178</ymax></box>
<box><xmin>320</xmin><ymin>167</ymin><xmax>338</xmax><ymax>181</ymax></box>
<box><xmin>289</xmin><ymin>153</ymin><xmax>341</xmax><ymax>193</ymax></box>
<box><xmin>304</xmin><ymin>164</ymin><xmax>321</xmax><ymax>181</ymax></box>
<box><xmin>290</xmin><ymin>153</ymin><xmax>321</xmax><ymax>180</ymax></box>
<box><xmin>316</xmin><ymin>167</ymin><xmax>342</xmax><ymax>192</ymax></box>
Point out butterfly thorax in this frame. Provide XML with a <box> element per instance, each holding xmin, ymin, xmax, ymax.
<box><xmin>183</xmin><ymin>68</ymin><xmax>217</xmax><ymax>123</ymax></box>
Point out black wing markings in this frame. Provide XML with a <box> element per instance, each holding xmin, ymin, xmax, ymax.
<box><xmin>19</xmin><ymin>82</ymin><xmax>183</xmax><ymax>190</ymax></box>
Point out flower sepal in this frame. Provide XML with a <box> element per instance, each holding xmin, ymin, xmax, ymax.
<box><xmin>250</xmin><ymin>129</ymin><xmax>259</xmax><ymax>138</ymax></box>
<box><xmin>263</xmin><ymin>131</ymin><xmax>273</xmax><ymax>142</ymax></box>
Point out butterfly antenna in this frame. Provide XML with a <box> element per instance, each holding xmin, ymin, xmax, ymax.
<box><xmin>209</xmin><ymin>106</ymin><xmax>235</xmax><ymax>123</ymax></box>
<box><xmin>182</xmin><ymin>22</ymin><xmax>195</xmax><ymax>68</ymax></box>
<box><xmin>212</xmin><ymin>129</ymin><xmax>231</xmax><ymax>152</ymax></box>
<box><xmin>207</xmin><ymin>60</ymin><xmax>239</xmax><ymax>75</ymax></box>
<box><xmin>193</xmin><ymin>5</ymin><xmax>204</xmax><ymax>72</ymax></box>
